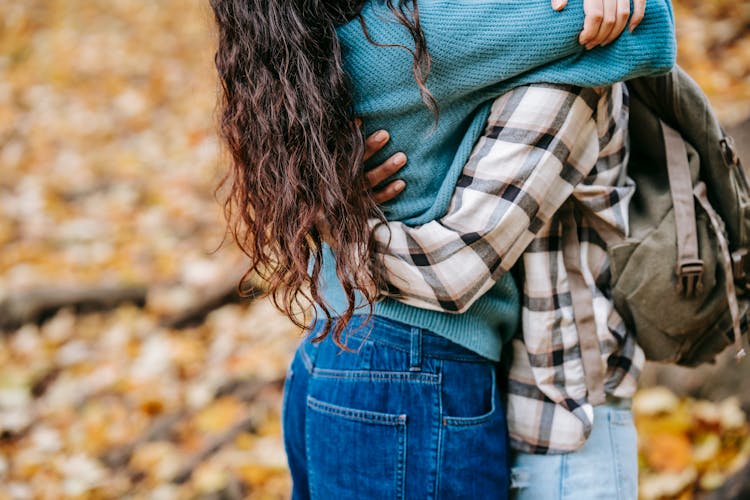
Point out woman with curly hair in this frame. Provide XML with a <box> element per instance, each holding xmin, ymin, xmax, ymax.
<box><xmin>209</xmin><ymin>1</ymin><xmax>675</xmax><ymax>497</ymax></box>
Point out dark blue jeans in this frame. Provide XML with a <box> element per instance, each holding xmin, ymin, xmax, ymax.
<box><xmin>282</xmin><ymin>315</ymin><xmax>510</xmax><ymax>500</ymax></box>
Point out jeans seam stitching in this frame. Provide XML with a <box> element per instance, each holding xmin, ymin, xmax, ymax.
<box><xmin>398</xmin><ymin>420</ymin><xmax>407</xmax><ymax>500</ymax></box>
<box><xmin>560</xmin><ymin>451</ymin><xmax>567</xmax><ymax>500</ymax></box>
<box><xmin>300</xmin><ymin>346</ymin><xmax>314</xmax><ymax>373</ymax></box>
<box><xmin>307</xmin><ymin>395</ymin><xmax>407</xmax><ymax>425</ymax></box>
<box><xmin>435</xmin><ymin>360</ymin><xmax>444</xmax><ymax>499</ymax></box>
<box><xmin>608</xmin><ymin>409</ymin><xmax>623</xmax><ymax>500</ymax></box>
<box><xmin>312</xmin><ymin>369</ymin><xmax>440</xmax><ymax>383</ymax></box>
<box><xmin>310</xmin><ymin>317</ymin><xmax>485</xmax><ymax>363</ymax></box>
<box><xmin>344</xmin><ymin>334</ymin><xmax>485</xmax><ymax>363</ymax></box>
<box><xmin>305</xmin><ymin>404</ymin><xmax>315</xmax><ymax>499</ymax></box>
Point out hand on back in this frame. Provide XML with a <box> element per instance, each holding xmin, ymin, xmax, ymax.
<box><xmin>552</xmin><ymin>0</ymin><xmax>646</xmax><ymax>50</ymax></box>
<box><xmin>362</xmin><ymin>129</ymin><xmax>407</xmax><ymax>204</ymax></box>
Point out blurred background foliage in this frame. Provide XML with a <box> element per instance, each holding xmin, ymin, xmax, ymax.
<box><xmin>0</xmin><ymin>1</ymin><xmax>749</xmax><ymax>498</ymax></box>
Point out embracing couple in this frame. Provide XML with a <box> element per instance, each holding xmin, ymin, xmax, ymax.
<box><xmin>210</xmin><ymin>0</ymin><xmax>676</xmax><ymax>498</ymax></box>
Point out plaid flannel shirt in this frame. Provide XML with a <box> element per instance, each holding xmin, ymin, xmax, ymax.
<box><xmin>370</xmin><ymin>83</ymin><xmax>644</xmax><ymax>453</ymax></box>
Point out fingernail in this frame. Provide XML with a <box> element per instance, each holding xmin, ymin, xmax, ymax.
<box><xmin>394</xmin><ymin>180</ymin><xmax>405</xmax><ymax>191</ymax></box>
<box><xmin>552</xmin><ymin>0</ymin><xmax>563</xmax><ymax>10</ymax></box>
<box><xmin>375</xmin><ymin>130</ymin><xmax>388</xmax><ymax>142</ymax></box>
<box><xmin>392</xmin><ymin>152</ymin><xmax>406</xmax><ymax>165</ymax></box>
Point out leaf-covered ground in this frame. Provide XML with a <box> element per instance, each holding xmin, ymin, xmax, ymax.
<box><xmin>1</xmin><ymin>1</ymin><xmax>749</xmax><ymax>498</ymax></box>
<box><xmin>635</xmin><ymin>388</ymin><xmax>750</xmax><ymax>499</ymax></box>
<box><xmin>673</xmin><ymin>0</ymin><xmax>750</xmax><ymax>124</ymax></box>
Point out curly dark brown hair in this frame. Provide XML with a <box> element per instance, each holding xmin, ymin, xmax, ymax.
<box><xmin>210</xmin><ymin>0</ymin><xmax>433</xmax><ymax>347</ymax></box>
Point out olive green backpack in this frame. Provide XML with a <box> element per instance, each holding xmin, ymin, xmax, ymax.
<box><xmin>567</xmin><ymin>66</ymin><xmax>750</xmax><ymax>404</ymax></box>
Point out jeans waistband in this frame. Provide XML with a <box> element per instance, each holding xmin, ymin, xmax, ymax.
<box><xmin>307</xmin><ymin>315</ymin><xmax>492</xmax><ymax>364</ymax></box>
<box><xmin>604</xmin><ymin>394</ymin><xmax>633</xmax><ymax>410</ymax></box>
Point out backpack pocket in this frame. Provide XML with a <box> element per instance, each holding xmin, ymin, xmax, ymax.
<box><xmin>609</xmin><ymin>206</ymin><xmax>727</xmax><ymax>363</ymax></box>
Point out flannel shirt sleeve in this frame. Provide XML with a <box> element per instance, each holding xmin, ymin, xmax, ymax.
<box><xmin>369</xmin><ymin>85</ymin><xmax>603</xmax><ymax>313</ymax></box>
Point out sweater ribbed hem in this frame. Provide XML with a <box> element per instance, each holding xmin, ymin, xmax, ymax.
<box><xmin>314</xmin><ymin>247</ymin><xmax>519</xmax><ymax>361</ymax></box>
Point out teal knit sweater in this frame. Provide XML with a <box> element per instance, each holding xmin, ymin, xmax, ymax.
<box><xmin>317</xmin><ymin>0</ymin><xmax>677</xmax><ymax>361</ymax></box>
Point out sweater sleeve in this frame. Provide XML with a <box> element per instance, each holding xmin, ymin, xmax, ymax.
<box><xmin>369</xmin><ymin>84</ymin><xmax>607</xmax><ymax>313</ymax></box>
<box><xmin>346</xmin><ymin>0</ymin><xmax>675</xmax><ymax>105</ymax></box>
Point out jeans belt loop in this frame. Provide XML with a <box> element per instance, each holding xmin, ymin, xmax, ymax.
<box><xmin>409</xmin><ymin>326</ymin><xmax>422</xmax><ymax>372</ymax></box>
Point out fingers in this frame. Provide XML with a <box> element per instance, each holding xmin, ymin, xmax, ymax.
<box><xmin>373</xmin><ymin>180</ymin><xmax>406</xmax><ymax>204</ymax></box>
<box><xmin>579</xmin><ymin>0</ymin><xmax>604</xmax><ymax>47</ymax></box>
<box><xmin>551</xmin><ymin>0</ymin><xmax>568</xmax><ymax>12</ymax></box>
<box><xmin>363</xmin><ymin>129</ymin><xmax>390</xmax><ymax>162</ymax></box>
<box><xmin>366</xmin><ymin>152</ymin><xmax>407</xmax><ymax>188</ymax></box>
<box><xmin>359</xmin><ymin>125</ymin><xmax>407</xmax><ymax>204</ymax></box>
<box><xmin>630</xmin><ymin>0</ymin><xmax>646</xmax><ymax>32</ymax></box>
<box><xmin>586</xmin><ymin>0</ymin><xmax>617</xmax><ymax>49</ymax></box>
<box><xmin>580</xmin><ymin>0</ymin><xmax>632</xmax><ymax>50</ymax></box>
<box><xmin>603</xmin><ymin>0</ymin><xmax>631</xmax><ymax>46</ymax></box>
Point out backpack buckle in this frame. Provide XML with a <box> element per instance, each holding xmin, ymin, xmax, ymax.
<box><xmin>732</xmin><ymin>249</ymin><xmax>750</xmax><ymax>291</ymax></box>
<box><xmin>677</xmin><ymin>259</ymin><xmax>704</xmax><ymax>297</ymax></box>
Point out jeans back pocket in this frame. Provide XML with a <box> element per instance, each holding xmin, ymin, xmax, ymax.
<box><xmin>439</xmin><ymin>364</ymin><xmax>510</xmax><ymax>499</ymax></box>
<box><xmin>305</xmin><ymin>395</ymin><xmax>407</xmax><ymax>500</ymax></box>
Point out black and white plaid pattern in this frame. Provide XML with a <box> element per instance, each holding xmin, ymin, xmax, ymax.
<box><xmin>371</xmin><ymin>83</ymin><xmax>643</xmax><ymax>453</ymax></box>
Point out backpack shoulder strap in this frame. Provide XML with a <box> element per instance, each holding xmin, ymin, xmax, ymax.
<box><xmin>663</xmin><ymin>122</ymin><xmax>704</xmax><ymax>296</ymax></box>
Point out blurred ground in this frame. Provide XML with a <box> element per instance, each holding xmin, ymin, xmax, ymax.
<box><xmin>0</xmin><ymin>0</ymin><xmax>749</xmax><ymax>498</ymax></box>
<box><xmin>673</xmin><ymin>0</ymin><xmax>750</xmax><ymax>125</ymax></box>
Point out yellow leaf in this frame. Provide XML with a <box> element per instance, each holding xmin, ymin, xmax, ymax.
<box><xmin>235</xmin><ymin>464</ymin><xmax>287</xmax><ymax>488</ymax></box>
<box><xmin>633</xmin><ymin>387</ymin><xmax>680</xmax><ymax>417</ymax></box>
<box><xmin>693</xmin><ymin>434</ymin><xmax>721</xmax><ymax>466</ymax></box>
<box><xmin>640</xmin><ymin>468</ymin><xmax>697</xmax><ymax>500</ymax></box>
<box><xmin>644</xmin><ymin>434</ymin><xmax>693</xmax><ymax>472</ymax></box>
<box><xmin>193</xmin><ymin>462</ymin><xmax>229</xmax><ymax>494</ymax></box>
<box><xmin>699</xmin><ymin>470</ymin><xmax>726</xmax><ymax>491</ymax></box>
<box><xmin>193</xmin><ymin>396</ymin><xmax>245</xmax><ymax>434</ymax></box>
<box><xmin>129</xmin><ymin>441</ymin><xmax>182</xmax><ymax>483</ymax></box>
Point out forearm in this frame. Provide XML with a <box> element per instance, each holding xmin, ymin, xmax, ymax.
<box><xmin>415</xmin><ymin>0</ymin><xmax>674</xmax><ymax>98</ymax></box>
<box><xmin>371</xmin><ymin>85</ymin><xmax>604</xmax><ymax>313</ymax></box>
<box><xmin>370</xmin><ymin>210</ymin><xmax>536</xmax><ymax>313</ymax></box>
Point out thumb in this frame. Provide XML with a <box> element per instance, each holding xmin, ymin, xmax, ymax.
<box><xmin>552</xmin><ymin>0</ymin><xmax>568</xmax><ymax>11</ymax></box>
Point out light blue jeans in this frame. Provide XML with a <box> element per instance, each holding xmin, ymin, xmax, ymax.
<box><xmin>510</xmin><ymin>403</ymin><xmax>638</xmax><ymax>500</ymax></box>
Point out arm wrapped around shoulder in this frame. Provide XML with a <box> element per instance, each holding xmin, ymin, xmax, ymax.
<box><xmin>406</xmin><ymin>0</ymin><xmax>677</xmax><ymax>97</ymax></box>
